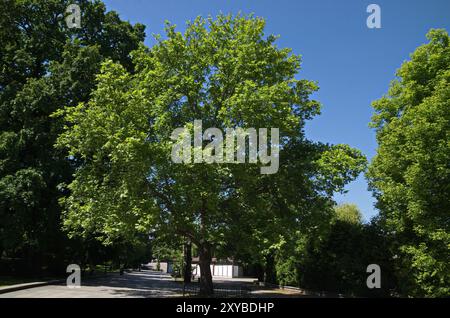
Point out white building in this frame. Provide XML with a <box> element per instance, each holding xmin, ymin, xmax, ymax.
<box><xmin>192</xmin><ymin>257</ymin><xmax>244</xmax><ymax>278</ymax></box>
<box><xmin>146</xmin><ymin>257</ymin><xmax>244</xmax><ymax>278</ymax></box>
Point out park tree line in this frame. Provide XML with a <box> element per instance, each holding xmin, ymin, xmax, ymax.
<box><xmin>0</xmin><ymin>0</ymin><xmax>147</xmax><ymax>276</ymax></box>
<box><xmin>0</xmin><ymin>0</ymin><xmax>448</xmax><ymax>297</ymax></box>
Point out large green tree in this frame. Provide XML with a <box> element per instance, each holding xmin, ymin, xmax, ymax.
<box><xmin>368</xmin><ymin>29</ymin><xmax>450</xmax><ymax>297</ymax></box>
<box><xmin>56</xmin><ymin>14</ymin><xmax>366</xmax><ymax>294</ymax></box>
<box><xmin>0</xmin><ymin>0</ymin><xmax>145</xmax><ymax>274</ymax></box>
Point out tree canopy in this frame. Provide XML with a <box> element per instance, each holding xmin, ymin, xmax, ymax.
<box><xmin>368</xmin><ymin>29</ymin><xmax>450</xmax><ymax>297</ymax></box>
<box><xmin>56</xmin><ymin>14</ymin><xmax>366</xmax><ymax>294</ymax></box>
<box><xmin>0</xmin><ymin>0</ymin><xmax>145</xmax><ymax>274</ymax></box>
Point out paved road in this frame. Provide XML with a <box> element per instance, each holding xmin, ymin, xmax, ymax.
<box><xmin>0</xmin><ymin>270</ymin><xmax>306</xmax><ymax>298</ymax></box>
<box><xmin>0</xmin><ymin>271</ymin><xmax>185</xmax><ymax>298</ymax></box>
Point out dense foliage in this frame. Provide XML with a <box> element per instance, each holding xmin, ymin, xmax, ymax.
<box><xmin>0</xmin><ymin>0</ymin><xmax>146</xmax><ymax>275</ymax></box>
<box><xmin>368</xmin><ymin>29</ymin><xmax>450</xmax><ymax>297</ymax></box>
<box><xmin>55</xmin><ymin>14</ymin><xmax>366</xmax><ymax>294</ymax></box>
<box><xmin>1</xmin><ymin>0</ymin><xmax>446</xmax><ymax>298</ymax></box>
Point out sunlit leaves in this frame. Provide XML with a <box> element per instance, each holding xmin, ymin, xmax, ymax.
<box><xmin>368</xmin><ymin>29</ymin><xmax>450</xmax><ymax>297</ymax></box>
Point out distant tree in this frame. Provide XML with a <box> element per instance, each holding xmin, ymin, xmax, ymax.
<box><xmin>334</xmin><ymin>203</ymin><xmax>363</xmax><ymax>225</ymax></box>
<box><xmin>368</xmin><ymin>29</ymin><xmax>450</xmax><ymax>297</ymax></box>
<box><xmin>294</xmin><ymin>205</ymin><xmax>395</xmax><ymax>296</ymax></box>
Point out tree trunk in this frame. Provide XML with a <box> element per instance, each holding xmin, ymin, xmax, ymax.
<box><xmin>198</xmin><ymin>243</ymin><xmax>213</xmax><ymax>295</ymax></box>
<box><xmin>264</xmin><ymin>253</ymin><xmax>276</xmax><ymax>284</ymax></box>
<box><xmin>183</xmin><ymin>241</ymin><xmax>192</xmax><ymax>284</ymax></box>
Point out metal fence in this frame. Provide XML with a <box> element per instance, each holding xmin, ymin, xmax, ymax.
<box><xmin>182</xmin><ymin>284</ymin><xmax>251</xmax><ymax>297</ymax></box>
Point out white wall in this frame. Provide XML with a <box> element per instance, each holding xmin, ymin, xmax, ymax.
<box><xmin>194</xmin><ymin>264</ymin><xmax>243</xmax><ymax>278</ymax></box>
<box><xmin>147</xmin><ymin>262</ymin><xmax>170</xmax><ymax>273</ymax></box>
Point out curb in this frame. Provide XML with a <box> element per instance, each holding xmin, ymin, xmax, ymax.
<box><xmin>0</xmin><ymin>280</ymin><xmax>64</xmax><ymax>295</ymax></box>
<box><xmin>0</xmin><ymin>273</ymin><xmax>114</xmax><ymax>295</ymax></box>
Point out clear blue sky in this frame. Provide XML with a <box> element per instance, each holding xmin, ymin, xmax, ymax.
<box><xmin>102</xmin><ymin>0</ymin><xmax>450</xmax><ymax>221</ymax></box>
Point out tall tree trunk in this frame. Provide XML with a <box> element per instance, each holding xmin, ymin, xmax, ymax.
<box><xmin>198</xmin><ymin>243</ymin><xmax>213</xmax><ymax>295</ymax></box>
<box><xmin>183</xmin><ymin>240</ymin><xmax>192</xmax><ymax>284</ymax></box>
